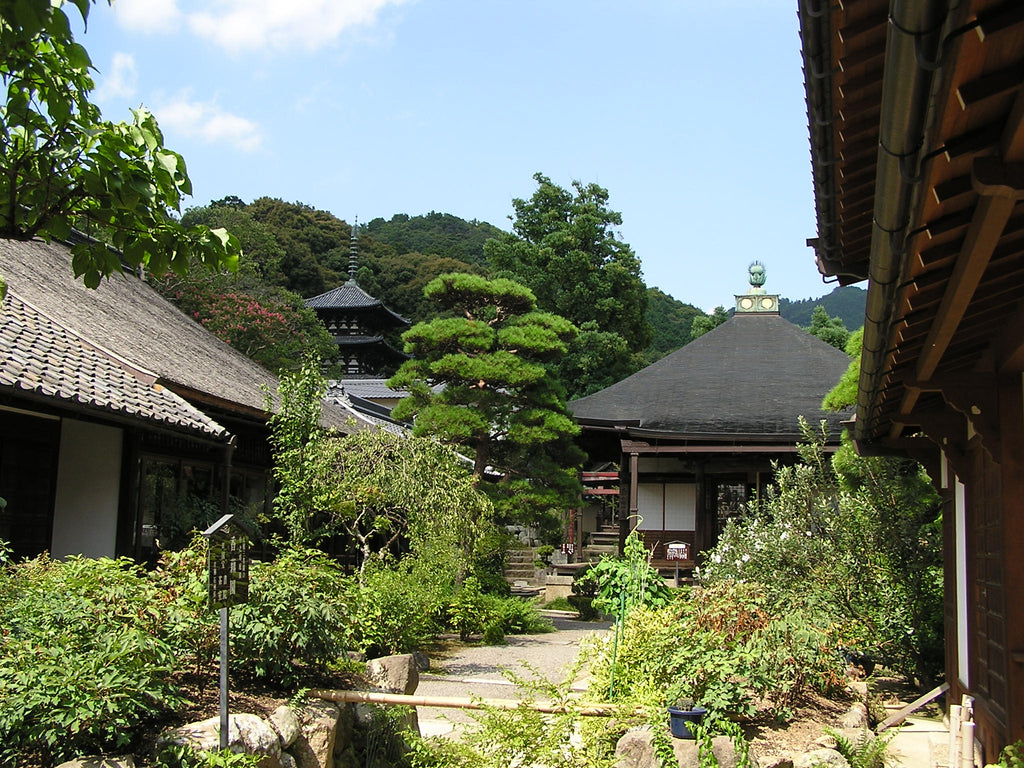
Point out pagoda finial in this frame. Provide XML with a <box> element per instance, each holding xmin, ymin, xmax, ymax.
<box><xmin>348</xmin><ymin>216</ymin><xmax>359</xmax><ymax>282</ymax></box>
<box><xmin>748</xmin><ymin>261</ymin><xmax>766</xmax><ymax>290</ymax></box>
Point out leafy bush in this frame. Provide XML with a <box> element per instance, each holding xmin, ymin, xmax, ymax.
<box><xmin>0</xmin><ymin>555</ymin><xmax>184</xmax><ymax>765</ymax></box>
<box><xmin>352</xmin><ymin>554</ymin><xmax>452</xmax><ymax>657</ymax></box>
<box><xmin>154</xmin><ymin>744</ymin><xmax>264</xmax><ymax>768</ymax></box>
<box><xmin>576</xmin><ymin>529</ymin><xmax>673</xmax><ymax>619</ymax></box>
<box><xmin>229</xmin><ymin>547</ymin><xmax>352</xmax><ymax>686</ymax></box>
<box><xmin>151</xmin><ymin>535</ymin><xmax>220</xmax><ymax>684</ymax></box>
<box><xmin>582</xmin><ymin>582</ymin><xmax>843</xmax><ymax>721</ymax></box>
<box><xmin>699</xmin><ymin>420</ymin><xmax>944</xmax><ymax>683</ymax></box>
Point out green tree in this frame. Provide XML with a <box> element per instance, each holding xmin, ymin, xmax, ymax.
<box><xmin>388</xmin><ymin>273</ymin><xmax>585</xmax><ymax>531</ymax></box>
<box><xmin>807</xmin><ymin>304</ymin><xmax>851</xmax><ymax>351</ymax></box>
<box><xmin>485</xmin><ymin>173</ymin><xmax>651</xmax><ymax>398</ymax></box>
<box><xmin>690</xmin><ymin>305</ymin><xmax>729</xmax><ymax>339</ymax></box>
<box><xmin>332</xmin><ymin>429</ymin><xmax>495</xmax><ymax>579</ymax></box>
<box><xmin>266</xmin><ymin>356</ymin><xmax>347</xmax><ymax>547</ymax></box>
<box><xmin>822</xmin><ymin>328</ymin><xmax>862</xmax><ymax>411</ymax></box>
<box><xmin>644</xmin><ymin>287</ymin><xmax>703</xmax><ymax>362</ymax></box>
<box><xmin>0</xmin><ymin>0</ymin><xmax>239</xmax><ymax>295</ymax></box>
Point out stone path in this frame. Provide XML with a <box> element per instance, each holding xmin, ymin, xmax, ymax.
<box><xmin>416</xmin><ymin>613</ymin><xmax>612</xmax><ymax>738</ymax></box>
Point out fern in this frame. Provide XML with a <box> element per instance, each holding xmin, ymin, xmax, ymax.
<box><xmin>823</xmin><ymin>726</ymin><xmax>893</xmax><ymax>768</ymax></box>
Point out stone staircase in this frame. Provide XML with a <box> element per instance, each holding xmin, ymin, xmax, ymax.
<box><xmin>504</xmin><ymin>547</ymin><xmax>549</xmax><ymax>590</ymax></box>
<box><xmin>581</xmin><ymin>524</ymin><xmax>619</xmax><ymax>563</ymax></box>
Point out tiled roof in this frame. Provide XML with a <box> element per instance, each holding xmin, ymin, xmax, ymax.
<box><xmin>0</xmin><ymin>291</ymin><xmax>228</xmax><ymax>439</ymax></box>
<box><xmin>305</xmin><ymin>280</ymin><xmax>409</xmax><ymax>325</ymax></box>
<box><xmin>0</xmin><ymin>239</ymin><xmax>280</xmax><ymax>415</ymax></box>
<box><xmin>569</xmin><ymin>313</ymin><xmax>851</xmax><ymax>439</ymax></box>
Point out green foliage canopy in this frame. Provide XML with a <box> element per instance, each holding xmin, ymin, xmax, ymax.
<box><xmin>690</xmin><ymin>305</ymin><xmax>729</xmax><ymax>339</ymax></box>
<box><xmin>806</xmin><ymin>304</ymin><xmax>852</xmax><ymax>351</ymax></box>
<box><xmin>389</xmin><ymin>273</ymin><xmax>585</xmax><ymax>528</ymax></box>
<box><xmin>0</xmin><ymin>1</ymin><xmax>239</xmax><ymax>293</ymax></box>
<box><xmin>485</xmin><ymin>173</ymin><xmax>651</xmax><ymax>398</ymax></box>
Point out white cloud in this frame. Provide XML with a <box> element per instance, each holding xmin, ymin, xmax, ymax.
<box><xmin>112</xmin><ymin>0</ymin><xmax>182</xmax><ymax>33</ymax></box>
<box><xmin>94</xmin><ymin>52</ymin><xmax>138</xmax><ymax>103</ymax></box>
<box><xmin>185</xmin><ymin>0</ymin><xmax>408</xmax><ymax>54</ymax></box>
<box><xmin>155</xmin><ymin>94</ymin><xmax>263</xmax><ymax>153</ymax></box>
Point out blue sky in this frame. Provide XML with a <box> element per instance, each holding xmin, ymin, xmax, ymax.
<box><xmin>84</xmin><ymin>0</ymin><xmax>833</xmax><ymax>311</ymax></box>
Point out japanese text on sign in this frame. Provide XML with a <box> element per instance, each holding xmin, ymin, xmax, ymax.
<box><xmin>207</xmin><ymin>532</ymin><xmax>249</xmax><ymax>610</ymax></box>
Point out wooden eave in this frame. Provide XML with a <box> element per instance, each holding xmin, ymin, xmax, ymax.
<box><xmin>801</xmin><ymin>0</ymin><xmax>1024</xmax><ymax>457</ymax></box>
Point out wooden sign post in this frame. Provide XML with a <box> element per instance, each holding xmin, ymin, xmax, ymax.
<box><xmin>203</xmin><ymin>514</ymin><xmax>252</xmax><ymax>750</ymax></box>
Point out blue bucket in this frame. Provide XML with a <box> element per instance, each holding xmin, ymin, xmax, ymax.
<box><xmin>667</xmin><ymin>706</ymin><xmax>707</xmax><ymax>739</ymax></box>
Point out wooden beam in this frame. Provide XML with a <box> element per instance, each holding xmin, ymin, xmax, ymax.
<box><xmin>915</xmin><ymin>182</ymin><xmax>1019</xmax><ymax>382</ymax></box>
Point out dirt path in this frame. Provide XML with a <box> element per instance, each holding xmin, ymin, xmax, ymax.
<box><xmin>416</xmin><ymin>613</ymin><xmax>612</xmax><ymax>738</ymax></box>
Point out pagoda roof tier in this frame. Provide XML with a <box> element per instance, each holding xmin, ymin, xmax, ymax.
<box><xmin>305</xmin><ymin>280</ymin><xmax>409</xmax><ymax>327</ymax></box>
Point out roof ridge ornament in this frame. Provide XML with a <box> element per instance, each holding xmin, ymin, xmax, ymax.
<box><xmin>736</xmin><ymin>262</ymin><xmax>779</xmax><ymax>313</ymax></box>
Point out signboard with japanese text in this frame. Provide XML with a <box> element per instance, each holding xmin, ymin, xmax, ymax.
<box><xmin>666</xmin><ymin>542</ymin><xmax>690</xmax><ymax>561</ymax></box>
<box><xmin>204</xmin><ymin>515</ymin><xmax>251</xmax><ymax>610</ymax></box>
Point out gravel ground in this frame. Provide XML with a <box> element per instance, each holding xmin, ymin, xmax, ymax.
<box><xmin>416</xmin><ymin>614</ymin><xmax>613</xmax><ymax>737</ymax></box>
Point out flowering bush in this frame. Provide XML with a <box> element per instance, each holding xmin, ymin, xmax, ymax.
<box><xmin>699</xmin><ymin>419</ymin><xmax>944</xmax><ymax>683</ymax></box>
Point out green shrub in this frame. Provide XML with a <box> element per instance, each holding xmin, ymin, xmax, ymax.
<box><xmin>449</xmin><ymin>576</ymin><xmax>490</xmax><ymax>641</ymax></box>
<box><xmin>582</xmin><ymin>582</ymin><xmax>842</xmax><ymax>721</ymax></box>
<box><xmin>586</xmin><ymin>530</ymin><xmax>673</xmax><ymax>619</ymax></box>
<box><xmin>353</xmin><ymin>556</ymin><xmax>451</xmax><ymax>657</ymax></box>
<box><xmin>151</xmin><ymin>535</ymin><xmax>219</xmax><ymax>684</ymax></box>
<box><xmin>0</xmin><ymin>555</ymin><xmax>184</xmax><ymax>765</ymax></box>
<box><xmin>699</xmin><ymin>421</ymin><xmax>944</xmax><ymax>684</ymax></box>
<box><xmin>229</xmin><ymin>547</ymin><xmax>352</xmax><ymax>686</ymax></box>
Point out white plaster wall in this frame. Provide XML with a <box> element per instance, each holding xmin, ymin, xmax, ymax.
<box><xmin>51</xmin><ymin>420</ymin><xmax>123</xmax><ymax>558</ymax></box>
<box><xmin>636</xmin><ymin>483</ymin><xmax>696</xmax><ymax>530</ymax></box>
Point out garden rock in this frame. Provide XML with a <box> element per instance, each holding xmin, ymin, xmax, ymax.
<box><xmin>755</xmin><ymin>753</ymin><xmax>795</xmax><ymax>768</ymax></box>
<box><xmin>814</xmin><ymin>728</ymin><xmax>866</xmax><ymax>750</ymax></box>
<box><xmin>672</xmin><ymin>735</ymin><xmax>749</xmax><ymax>768</ymax></box>
<box><xmin>333</xmin><ymin>703</ymin><xmax>355</xmax><ymax>756</ymax></box>
<box><xmin>55</xmin><ymin>758</ymin><xmax>135</xmax><ymax>768</ymax></box>
<box><xmin>613</xmin><ymin>727</ymin><xmax>657</xmax><ymax>768</ymax></box>
<box><xmin>279</xmin><ymin>754</ymin><xmax>298</xmax><ymax>768</ymax></box>
<box><xmin>291</xmin><ymin>699</ymin><xmax>341</xmax><ymax>768</ymax></box>
<box><xmin>159</xmin><ymin>713</ymin><xmax>283</xmax><ymax>768</ymax></box>
<box><xmin>838</xmin><ymin>702</ymin><xmax>869</xmax><ymax>729</ymax></box>
<box><xmin>412</xmin><ymin>651</ymin><xmax>430</xmax><ymax>672</ymax></box>
<box><xmin>365</xmin><ymin>653</ymin><xmax>419</xmax><ymax>695</ymax></box>
<box><xmin>794</xmin><ymin>748</ymin><xmax>850</xmax><ymax>768</ymax></box>
<box><xmin>270</xmin><ymin>705</ymin><xmax>302</xmax><ymax>749</ymax></box>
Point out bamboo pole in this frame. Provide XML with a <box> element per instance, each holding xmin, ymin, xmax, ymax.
<box><xmin>949</xmin><ymin>704</ymin><xmax>962</xmax><ymax>768</ymax></box>
<box><xmin>961</xmin><ymin>720</ymin><xmax>976</xmax><ymax>768</ymax></box>
<box><xmin>309</xmin><ymin>689</ymin><xmax>629</xmax><ymax>717</ymax></box>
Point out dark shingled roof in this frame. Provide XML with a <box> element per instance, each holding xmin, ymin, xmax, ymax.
<box><xmin>569</xmin><ymin>313</ymin><xmax>851</xmax><ymax>440</ymax></box>
<box><xmin>0</xmin><ymin>238</ymin><xmax>374</xmax><ymax>433</ymax></box>
<box><xmin>305</xmin><ymin>280</ymin><xmax>409</xmax><ymax>325</ymax></box>
<box><xmin>0</xmin><ymin>290</ymin><xmax>227</xmax><ymax>439</ymax></box>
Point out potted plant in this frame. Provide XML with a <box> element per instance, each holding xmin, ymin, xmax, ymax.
<box><xmin>666</xmin><ymin>692</ymin><xmax>707</xmax><ymax>739</ymax></box>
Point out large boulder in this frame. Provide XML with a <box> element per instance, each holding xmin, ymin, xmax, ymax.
<box><xmin>270</xmin><ymin>705</ymin><xmax>303</xmax><ymax>749</ymax></box>
<box><xmin>158</xmin><ymin>714</ymin><xmax>283</xmax><ymax>768</ymax></box>
<box><xmin>55</xmin><ymin>759</ymin><xmax>135</xmax><ymax>768</ymax></box>
<box><xmin>614</xmin><ymin>728</ymin><xmax>756</xmax><ymax>768</ymax></box>
<box><xmin>615</xmin><ymin>728</ymin><xmax>657</xmax><ymax>768</ymax></box>
<box><xmin>365</xmin><ymin>654</ymin><xmax>419</xmax><ymax>695</ymax></box>
<box><xmin>291</xmin><ymin>700</ymin><xmax>341</xmax><ymax>768</ymax></box>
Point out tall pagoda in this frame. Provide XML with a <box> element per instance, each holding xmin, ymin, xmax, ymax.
<box><xmin>304</xmin><ymin>219</ymin><xmax>409</xmax><ymax>377</ymax></box>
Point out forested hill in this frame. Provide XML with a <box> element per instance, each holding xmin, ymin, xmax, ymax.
<box><xmin>780</xmin><ymin>286</ymin><xmax>866</xmax><ymax>330</ymax></box>
<box><xmin>362</xmin><ymin>213</ymin><xmax>505</xmax><ymax>267</ymax></box>
<box><xmin>177</xmin><ymin>196</ymin><xmax>864</xmax><ymax>373</ymax></box>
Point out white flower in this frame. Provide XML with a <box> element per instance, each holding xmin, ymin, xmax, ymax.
<box><xmin>741</xmin><ymin>553</ymin><xmax>750</xmax><ymax>562</ymax></box>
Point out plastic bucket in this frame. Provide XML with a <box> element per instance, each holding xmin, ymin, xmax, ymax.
<box><xmin>667</xmin><ymin>706</ymin><xmax>707</xmax><ymax>739</ymax></box>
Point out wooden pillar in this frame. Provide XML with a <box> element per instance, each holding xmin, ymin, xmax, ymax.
<box><xmin>620</xmin><ymin>451</ymin><xmax>639</xmax><ymax>555</ymax></box>
<box><xmin>998</xmin><ymin>372</ymin><xmax>1024</xmax><ymax>751</ymax></box>
<box><xmin>694</xmin><ymin>464</ymin><xmax>707</xmax><ymax>555</ymax></box>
